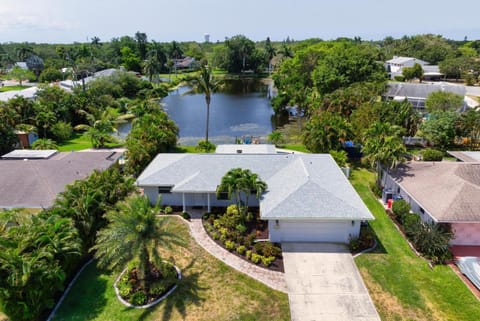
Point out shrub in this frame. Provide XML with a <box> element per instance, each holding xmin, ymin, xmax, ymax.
<box><xmin>245</xmin><ymin>212</ymin><xmax>254</xmax><ymax>222</ymax></box>
<box><xmin>254</xmin><ymin>241</ymin><xmax>281</xmax><ymax>257</ymax></box>
<box><xmin>196</xmin><ymin>140</ymin><xmax>216</xmax><ymax>152</ymax></box>
<box><xmin>392</xmin><ymin>200</ymin><xmax>410</xmax><ymax>224</ymax></box>
<box><xmin>403</xmin><ymin>213</ymin><xmax>421</xmax><ymax>237</ymax></box>
<box><xmin>117</xmin><ymin>282</ymin><xmax>133</xmax><ymax>298</ymax></box>
<box><xmin>236</xmin><ymin>245</ymin><xmax>246</xmax><ymax>255</ymax></box>
<box><xmin>181</xmin><ymin>211</ymin><xmax>191</xmax><ymax>220</ymax></box>
<box><xmin>261</xmin><ymin>256</ymin><xmax>276</xmax><ymax>267</ymax></box>
<box><xmin>394</xmin><ymin>75</ymin><xmax>405</xmax><ymax>82</ymax></box>
<box><xmin>130</xmin><ymin>290</ymin><xmax>147</xmax><ymax>306</ymax></box>
<box><xmin>150</xmin><ymin>283</ymin><xmax>166</xmax><ymax>296</ymax></box>
<box><xmin>219</xmin><ymin>233</ymin><xmax>227</xmax><ymax>243</ymax></box>
<box><xmin>329</xmin><ymin>149</ymin><xmax>348</xmax><ymax>168</ymax></box>
<box><xmin>409</xmin><ymin>222</ymin><xmax>453</xmax><ymax>264</ymax></box>
<box><xmin>250</xmin><ymin>253</ymin><xmax>262</xmax><ymax>264</ymax></box>
<box><xmin>225</xmin><ymin>240</ymin><xmax>235</xmax><ymax>251</ymax></box>
<box><xmin>164</xmin><ymin>206</ymin><xmax>173</xmax><ymax>214</ymax></box>
<box><xmin>244</xmin><ymin>233</ymin><xmax>256</xmax><ymax>247</ymax></box>
<box><xmin>211</xmin><ymin>232</ymin><xmax>219</xmax><ymax>240</ymax></box>
<box><xmin>422</xmin><ymin>148</ymin><xmax>444</xmax><ymax>161</ymax></box>
<box><xmin>51</xmin><ymin>121</ymin><xmax>72</xmax><ymax>142</ymax></box>
<box><xmin>369</xmin><ymin>182</ymin><xmax>382</xmax><ymax>198</ymax></box>
<box><xmin>349</xmin><ymin>236</ymin><xmax>361</xmax><ymax>252</ymax></box>
<box><xmin>245</xmin><ymin>250</ymin><xmax>252</xmax><ymax>259</ymax></box>
<box><xmin>235</xmin><ymin>223</ymin><xmax>247</xmax><ymax>234</ymax></box>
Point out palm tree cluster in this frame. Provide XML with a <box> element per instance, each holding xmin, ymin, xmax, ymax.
<box><xmin>216</xmin><ymin>168</ymin><xmax>268</xmax><ymax>215</ymax></box>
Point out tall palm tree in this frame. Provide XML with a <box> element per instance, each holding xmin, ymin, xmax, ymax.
<box><xmin>186</xmin><ymin>64</ymin><xmax>219</xmax><ymax>144</ymax></box>
<box><xmin>91</xmin><ymin>195</ymin><xmax>183</xmax><ymax>288</ymax></box>
<box><xmin>15</xmin><ymin>44</ymin><xmax>34</xmax><ymax>61</ymax></box>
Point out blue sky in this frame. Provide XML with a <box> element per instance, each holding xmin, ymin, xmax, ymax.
<box><xmin>1</xmin><ymin>0</ymin><xmax>479</xmax><ymax>43</ymax></box>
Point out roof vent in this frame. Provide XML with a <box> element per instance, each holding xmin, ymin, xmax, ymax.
<box><xmin>236</xmin><ymin>150</ymin><xmax>242</xmax><ymax>154</ymax></box>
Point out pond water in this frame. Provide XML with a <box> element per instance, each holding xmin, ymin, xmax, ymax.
<box><xmin>163</xmin><ymin>78</ymin><xmax>275</xmax><ymax>146</ymax></box>
<box><xmin>116</xmin><ymin>78</ymin><xmax>281</xmax><ymax>145</ymax></box>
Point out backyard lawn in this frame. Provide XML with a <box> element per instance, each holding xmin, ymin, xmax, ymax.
<box><xmin>51</xmin><ymin>216</ymin><xmax>290</xmax><ymax>321</ymax></box>
<box><xmin>57</xmin><ymin>133</ymin><xmax>123</xmax><ymax>151</ymax></box>
<box><xmin>351</xmin><ymin>168</ymin><xmax>480</xmax><ymax>321</ymax></box>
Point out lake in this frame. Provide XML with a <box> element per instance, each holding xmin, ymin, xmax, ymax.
<box><xmin>163</xmin><ymin>78</ymin><xmax>275</xmax><ymax>145</ymax></box>
<box><xmin>116</xmin><ymin>78</ymin><xmax>279</xmax><ymax>145</ymax></box>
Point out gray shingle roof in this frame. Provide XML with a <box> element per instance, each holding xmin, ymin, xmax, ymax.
<box><xmin>388</xmin><ymin>162</ymin><xmax>480</xmax><ymax>222</ymax></box>
<box><xmin>136</xmin><ymin>154</ymin><xmax>374</xmax><ymax>221</ymax></box>
<box><xmin>0</xmin><ymin>151</ymin><xmax>121</xmax><ymax>208</ymax></box>
<box><xmin>447</xmin><ymin>151</ymin><xmax>480</xmax><ymax>163</ymax></box>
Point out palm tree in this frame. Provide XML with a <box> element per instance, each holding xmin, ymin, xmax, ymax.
<box><xmin>91</xmin><ymin>195</ymin><xmax>183</xmax><ymax>288</ymax></box>
<box><xmin>15</xmin><ymin>44</ymin><xmax>34</xmax><ymax>61</ymax></box>
<box><xmin>143</xmin><ymin>56</ymin><xmax>161</xmax><ymax>82</ymax></box>
<box><xmin>265</xmin><ymin>37</ymin><xmax>276</xmax><ymax>73</ymax></box>
<box><xmin>217</xmin><ymin>168</ymin><xmax>268</xmax><ymax>215</ymax></box>
<box><xmin>74</xmin><ymin>109</ymin><xmax>118</xmax><ymax>148</ymax></box>
<box><xmin>186</xmin><ymin>64</ymin><xmax>219</xmax><ymax>144</ymax></box>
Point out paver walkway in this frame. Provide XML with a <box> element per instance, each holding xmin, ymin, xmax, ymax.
<box><xmin>188</xmin><ymin>210</ymin><xmax>288</xmax><ymax>293</ymax></box>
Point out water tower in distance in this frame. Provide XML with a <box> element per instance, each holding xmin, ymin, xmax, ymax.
<box><xmin>204</xmin><ymin>33</ymin><xmax>210</xmax><ymax>43</ymax></box>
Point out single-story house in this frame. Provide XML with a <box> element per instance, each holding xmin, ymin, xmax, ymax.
<box><xmin>0</xmin><ymin>150</ymin><xmax>122</xmax><ymax>209</ymax></box>
<box><xmin>385</xmin><ymin>82</ymin><xmax>467</xmax><ymax>113</ymax></box>
<box><xmin>136</xmin><ymin>153</ymin><xmax>374</xmax><ymax>243</ymax></box>
<box><xmin>0</xmin><ymin>86</ymin><xmax>39</xmax><ymax>102</ymax></box>
<box><xmin>381</xmin><ymin>161</ymin><xmax>480</xmax><ymax>245</ymax></box>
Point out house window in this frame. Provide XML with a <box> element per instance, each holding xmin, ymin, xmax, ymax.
<box><xmin>419</xmin><ymin>207</ymin><xmax>425</xmax><ymax>215</ymax></box>
<box><xmin>217</xmin><ymin>192</ymin><xmax>229</xmax><ymax>200</ymax></box>
<box><xmin>158</xmin><ymin>186</ymin><xmax>172</xmax><ymax>194</ymax></box>
<box><xmin>397</xmin><ymin>187</ymin><xmax>400</xmax><ymax>193</ymax></box>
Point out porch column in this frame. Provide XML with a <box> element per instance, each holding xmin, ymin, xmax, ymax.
<box><xmin>207</xmin><ymin>193</ymin><xmax>211</xmax><ymax>213</ymax></box>
<box><xmin>182</xmin><ymin>193</ymin><xmax>186</xmax><ymax>212</ymax></box>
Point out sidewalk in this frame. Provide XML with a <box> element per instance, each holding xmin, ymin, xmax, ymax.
<box><xmin>187</xmin><ymin>210</ymin><xmax>287</xmax><ymax>293</ymax></box>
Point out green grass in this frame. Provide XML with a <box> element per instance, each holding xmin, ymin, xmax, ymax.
<box><xmin>0</xmin><ymin>85</ymin><xmax>29</xmax><ymax>92</ymax></box>
<box><xmin>51</xmin><ymin>216</ymin><xmax>290</xmax><ymax>321</ymax></box>
<box><xmin>57</xmin><ymin>133</ymin><xmax>94</xmax><ymax>151</ymax></box>
<box><xmin>57</xmin><ymin>133</ymin><xmax>123</xmax><ymax>152</ymax></box>
<box><xmin>280</xmin><ymin>144</ymin><xmax>310</xmax><ymax>153</ymax></box>
<box><xmin>351</xmin><ymin>168</ymin><xmax>480</xmax><ymax>321</ymax></box>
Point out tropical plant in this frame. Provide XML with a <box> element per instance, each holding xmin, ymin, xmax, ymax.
<box><xmin>268</xmin><ymin>131</ymin><xmax>285</xmax><ymax>147</ymax></box>
<box><xmin>456</xmin><ymin>109</ymin><xmax>480</xmax><ymax>148</ymax></box>
<box><xmin>196</xmin><ymin>139</ymin><xmax>216</xmax><ymax>152</ymax></box>
<box><xmin>425</xmin><ymin>91</ymin><xmax>464</xmax><ymax>113</ymax></box>
<box><xmin>303</xmin><ymin>111</ymin><xmax>352</xmax><ymax>153</ymax></box>
<box><xmin>329</xmin><ymin>150</ymin><xmax>349</xmax><ymax>168</ymax></box>
<box><xmin>74</xmin><ymin>109</ymin><xmax>118</xmax><ymax>148</ymax></box>
<box><xmin>91</xmin><ymin>195</ymin><xmax>183</xmax><ymax>289</ymax></box>
<box><xmin>0</xmin><ymin>210</ymin><xmax>81</xmax><ymax>321</ymax></box>
<box><xmin>409</xmin><ymin>222</ymin><xmax>453</xmax><ymax>264</ymax></box>
<box><xmin>31</xmin><ymin>138</ymin><xmax>58</xmax><ymax>150</ymax></box>
<box><xmin>216</xmin><ymin>168</ymin><xmax>268</xmax><ymax>215</ymax></box>
<box><xmin>421</xmin><ymin>149</ymin><xmax>444</xmax><ymax>161</ymax></box>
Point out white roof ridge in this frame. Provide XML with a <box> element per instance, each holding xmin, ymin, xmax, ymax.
<box><xmin>172</xmin><ymin>171</ymin><xmax>201</xmax><ymax>191</ymax></box>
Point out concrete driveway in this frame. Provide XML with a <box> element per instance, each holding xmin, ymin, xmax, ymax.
<box><xmin>282</xmin><ymin>243</ymin><xmax>380</xmax><ymax>321</ymax></box>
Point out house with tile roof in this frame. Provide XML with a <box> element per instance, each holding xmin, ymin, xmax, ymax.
<box><xmin>136</xmin><ymin>153</ymin><xmax>374</xmax><ymax>243</ymax></box>
<box><xmin>381</xmin><ymin>161</ymin><xmax>480</xmax><ymax>245</ymax></box>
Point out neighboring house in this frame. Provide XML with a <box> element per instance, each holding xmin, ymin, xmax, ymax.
<box><xmin>136</xmin><ymin>153</ymin><xmax>374</xmax><ymax>243</ymax></box>
<box><xmin>385</xmin><ymin>82</ymin><xmax>467</xmax><ymax>113</ymax></box>
<box><xmin>0</xmin><ymin>86</ymin><xmax>39</xmax><ymax>102</ymax></box>
<box><xmin>58</xmin><ymin>68</ymin><xmax>131</xmax><ymax>91</ymax></box>
<box><xmin>173</xmin><ymin>57</ymin><xmax>197</xmax><ymax>69</ymax></box>
<box><xmin>448</xmin><ymin>151</ymin><xmax>480</xmax><ymax>162</ymax></box>
<box><xmin>385</xmin><ymin>56</ymin><xmax>443</xmax><ymax>80</ymax></box>
<box><xmin>381</xmin><ymin>161</ymin><xmax>480</xmax><ymax>245</ymax></box>
<box><xmin>14</xmin><ymin>62</ymin><xmax>28</xmax><ymax>70</ymax></box>
<box><xmin>0</xmin><ymin>150</ymin><xmax>122</xmax><ymax>209</ymax></box>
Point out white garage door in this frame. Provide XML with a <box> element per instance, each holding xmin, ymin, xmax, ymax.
<box><xmin>278</xmin><ymin>221</ymin><xmax>352</xmax><ymax>243</ymax></box>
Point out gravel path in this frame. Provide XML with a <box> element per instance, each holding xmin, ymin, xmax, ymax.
<box><xmin>188</xmin><ymin>210</ymin><xmax>288</xmax><ymax>293</ymax></box>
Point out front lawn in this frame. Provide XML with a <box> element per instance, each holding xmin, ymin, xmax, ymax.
<box><xmin>51</xmin><ymin>216</ymin><xmax>290</xmax><ymax>321</ymax></box>
<box><xmin>351</xmin><ymin>168</ymin><xmax>480</xmax><ymax>321</ymax></box>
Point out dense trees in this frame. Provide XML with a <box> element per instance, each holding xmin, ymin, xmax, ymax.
<box><xmin>425</xmin><ymin>91</ymin><xmax>465</xmax><ymax>113</ymax></box>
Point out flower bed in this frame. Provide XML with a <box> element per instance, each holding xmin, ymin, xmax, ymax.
<box><xmin>202</xmin><ymin>205</ymin><xmax>283</xmax><ymax>272</ymax></box>
<box><xmin>114</xmin><ymin>261</ymin><xmax>180</xmax><ymax>308</ymax></box>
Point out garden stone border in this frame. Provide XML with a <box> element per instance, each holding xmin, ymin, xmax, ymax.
<box><xmin>113</xmin><ymin>263</ymin><xmax>182</xmax><ymax>309</ymax></box>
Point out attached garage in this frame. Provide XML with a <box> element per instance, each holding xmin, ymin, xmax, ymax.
<box><xmin>269</xmin><ymin>220</ymin><xmax>360</xmax><ymax>243</ymax></box>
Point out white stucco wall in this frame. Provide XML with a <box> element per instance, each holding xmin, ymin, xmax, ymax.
<box><xmin>268</xmin><ymin>219</ymin><xmax>360</xmax><ymax>243</ymax></box>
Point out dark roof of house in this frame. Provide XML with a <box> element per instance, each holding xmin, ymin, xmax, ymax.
<box><xmin>388</xmin><ymin>161</ymin><xmax>480</xmax><ymax>222</ymax></box>
<box><xmin>386</xmin><ymin>82</ymin><xmax>466</xmax><ymax>99</ymax></box>
<box><xmin>0</xmin><ymin>151</ymin><xmax>121</xmax><ymax>209</ymax></box>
